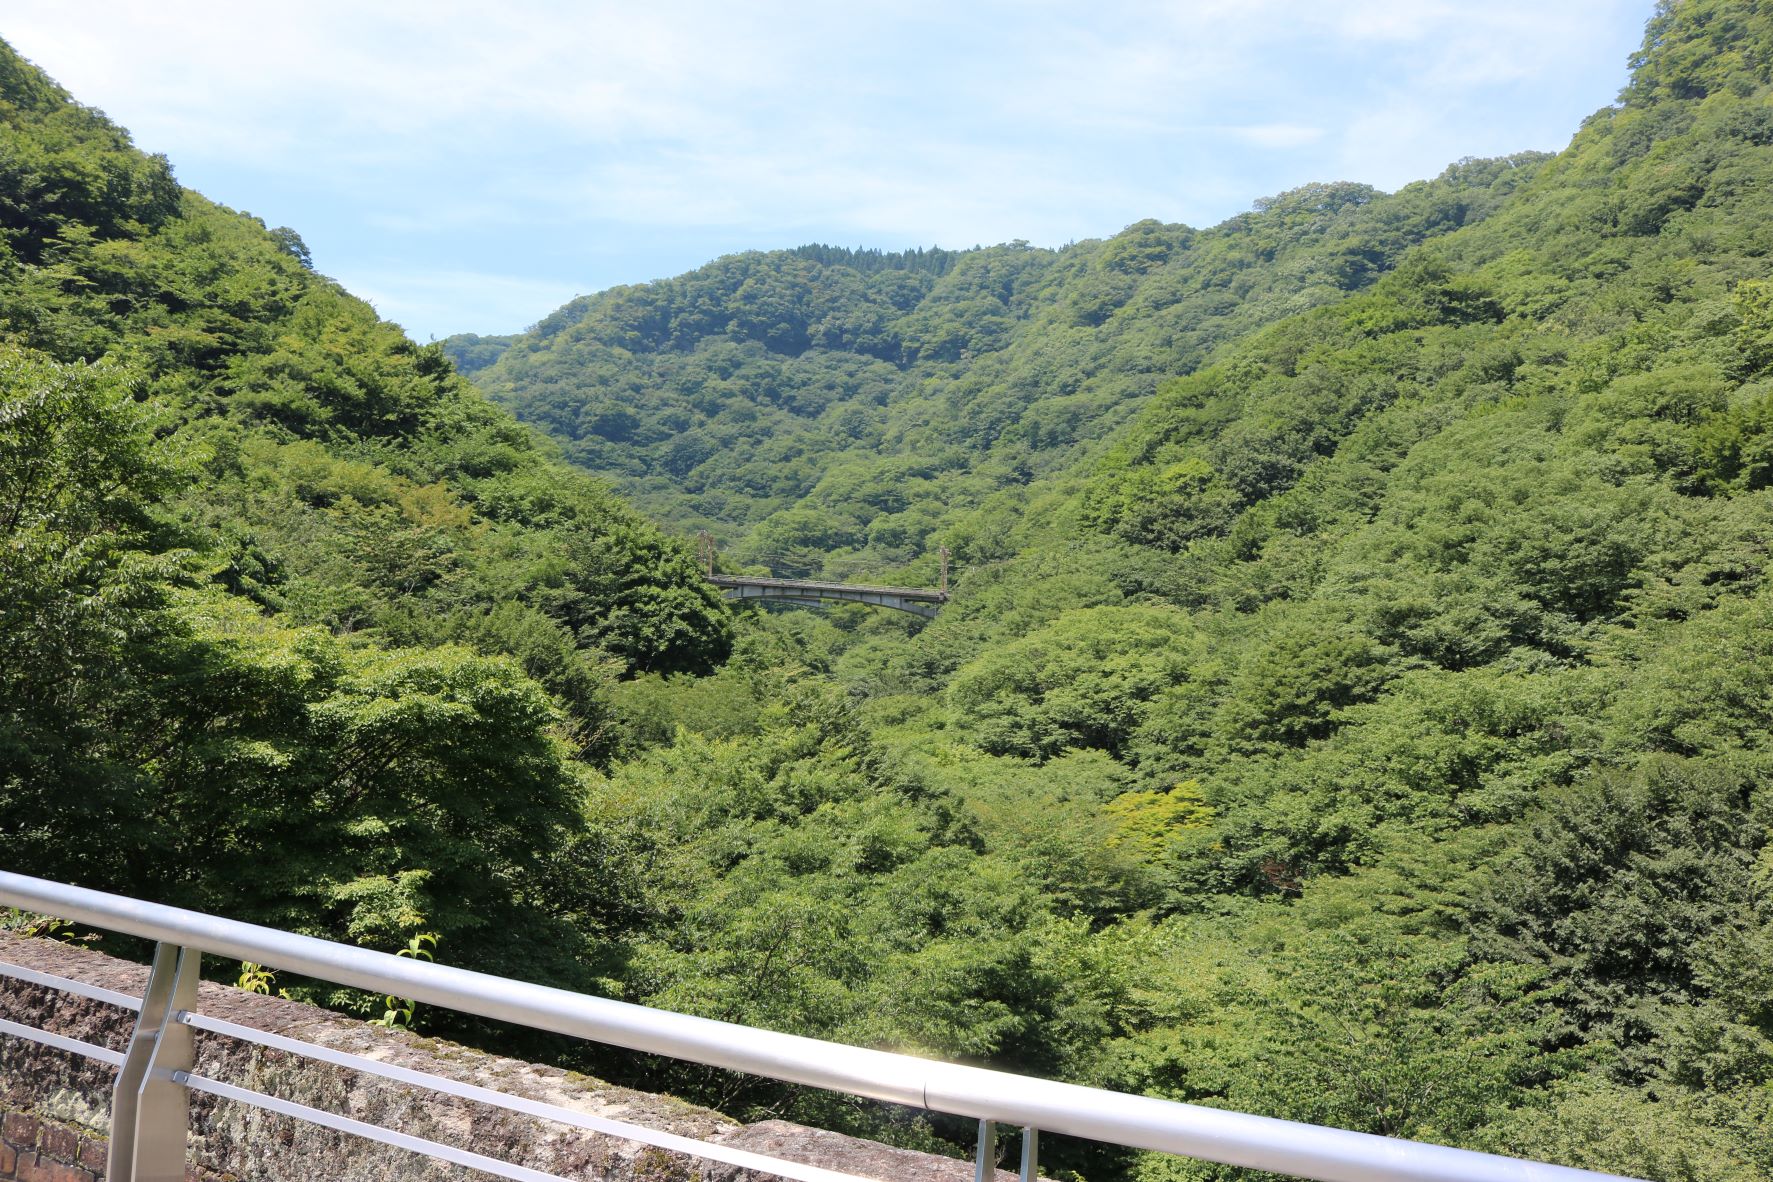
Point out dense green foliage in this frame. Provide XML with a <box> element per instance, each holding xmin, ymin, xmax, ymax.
<box><xmin>0</xmin><ymin>42</ymin><xmax>730</xmax><ymax>988</ymax></box>
<box><xmin>454</xmin><ymin>163</ymin><xmax>1546</xmax><ymax>575</ymax></box>
<box><xmin>7</xmin><ymin>3</ymin><xmax>1773</xmax><ymax>1180</ymax></box>
<box><xmin>452</xmin><ymin>3</ymin><xmax>1773</xmax><ymax>1178</ymax></box>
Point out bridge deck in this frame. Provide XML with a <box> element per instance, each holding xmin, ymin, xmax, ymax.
<box><xmin>708</xmin><ymin>574</ymin><xmax>948</xmax><ymax>603</ymax></box>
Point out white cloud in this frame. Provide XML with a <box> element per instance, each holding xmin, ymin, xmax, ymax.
<box><xmin>4</xmin><ymin>2</ymin><xmax>781</xmax><ymax>162</ymax></box>
<box><xmin>7</xmin><ymin>2</ymin><xmax>1628</xmax><ymax>156</ymax></box>
<box><xmin>1325</xmin><ymin>0</ymin><xmax>1461</xmax><ymax>43</ymax></box>
<box><xmin>1226</xmin><ymin>124</ymin><xmax>1326</xmax><ymax>150</ymax></box>
<box><xmin>330</xmin><ymin>266</ymin><xmax>585</xmax><ymax>338</ymax></box>
<box><xmin>0</xmin><ymin>0</ymin><xmax>1653</xmax><ymax>337</ymax></box>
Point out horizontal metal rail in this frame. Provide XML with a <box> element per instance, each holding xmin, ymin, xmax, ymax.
<box><xmin>0</xmin><ymin>968</ymin><xmax>877</xmax><ymax>1182</ymax></box>
<box><xmin>0</xmin><ymin>1016</ymin><xmax>127</xmax><ymax>1068</ymax></box>
<box><xmin>176</xmin><ymin>1010</ymin><xmax>877</xmax><ymax>1182</ymax></box>
<box><xmin>0</xmin><ymin>870</ymin><xmax>1642</xmax><ymax>1182</ymax></box>
<box><xmin>177</xmin><ymin>1070</ymin><xmax>580</xmax><ymax>1182</ymax></box>
<box><xmin>0</xmin><ymin>958</ymin><xmax>139</xmax><ymax>1068</ymax></box>
<box><xmin>0</xmin><ymin>958</ymin><xmax>143</xmax><ymax>1011</ymax></box>
<box><xmin>0</xmin><ymin>944</ymin><xmax>883</xmax><ymax>1182</ymax></box>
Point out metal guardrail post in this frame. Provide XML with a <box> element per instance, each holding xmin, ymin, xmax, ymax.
<box><xmin>1019</xmin><ymin>1126</ymin><xmax>1038</xmax><ymax>1182</ymax></box>
<box><xmin>130</xmin><ymin>945</ymin><xmax>200</xmax><ymax>1182</ymax></box>
<box><xmin>974</xmin><ymin>1118</ymin><xmax>997</xmax><ymax>1182</ymax></box>
<box><xmin>107</xmin><ymin>942</ymin><xmax>181</xmax><ymax>1182</ymax></box>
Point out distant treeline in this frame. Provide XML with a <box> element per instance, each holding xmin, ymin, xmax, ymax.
<box><xmin>786</xmin><ymin>242</ymin><xmax>966</xmax><ymax>276</ymax></box>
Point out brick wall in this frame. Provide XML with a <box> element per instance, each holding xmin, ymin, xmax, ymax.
<box><xmin>0</xmin><ymin>1110</ymin><xmax>107</xmax><ymax>1182</ymax></box>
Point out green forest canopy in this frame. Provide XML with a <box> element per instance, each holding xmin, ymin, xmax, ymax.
<box><xmin>7</xmin><ymin>2</ymin><xmax>1773</xmax><ymax>1180</ymax></box>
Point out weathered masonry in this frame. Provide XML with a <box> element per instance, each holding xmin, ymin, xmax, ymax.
<box><xmin>0</xmin><ymin>935</ymin><xmax>1007</xmax><ymax>1182</ymax></box>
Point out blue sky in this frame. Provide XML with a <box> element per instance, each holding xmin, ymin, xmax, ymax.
<box><xmin>6</xmin><ymin>1</ymin><xmax>1651</xmax><ymax>342</ymax></box>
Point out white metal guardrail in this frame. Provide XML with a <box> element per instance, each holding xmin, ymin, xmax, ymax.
<box><xmin>0</xmin><ymin>870</ymin><xmax>1641</xmax><ymax>1182</ymax></box>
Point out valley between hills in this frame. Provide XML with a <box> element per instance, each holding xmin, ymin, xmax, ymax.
<box><xmin>4</xmin><ymin>3</ymin><xmax>1772</xmax><ymax>1178</ymax></box>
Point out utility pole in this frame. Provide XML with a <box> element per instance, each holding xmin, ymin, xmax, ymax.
<box><xmin>938</xmin><ymin>545</ymin><xmax>950</xmax><ymax>596</ymax></box>
<box><xmin>696</xmin><ymin>531</ymin><xmax>716</xmax><ymax>576</ymax></box>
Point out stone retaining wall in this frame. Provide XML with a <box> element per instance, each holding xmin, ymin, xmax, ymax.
<box><xmin>0</xmin><ymin>933</ymin><xmax>1011</xmax><ymax>1182</ymax></box>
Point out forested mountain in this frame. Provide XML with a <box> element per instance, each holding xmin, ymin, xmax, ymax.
<box><xmin>0</xmin><ymin>37</ymin><xmax>731</xmax><ymax>984</ymax></box>
<box><xmin>6</xmin><ymin>2</ymin><xmax>1773</xmax><ymax>1181</ymax></box>
<box><xmin>454</xmin><ymin>162</ymin><xmax>1548</xmax><ymax>575</ymax></box>
<box><xmin>450</xmin><ymin>2</ymin><xmax>1773</xmax><ymax>1178</ymax></box>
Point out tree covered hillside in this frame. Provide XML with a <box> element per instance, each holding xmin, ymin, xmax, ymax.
<box><xmin>5</xmin><ymin>1</ymin><xmax>1773</xmax><ymax>1180</ymax></box>
<box><xmin>454</xmin><ymin>3</ymin><xmax>1773</xmax><ymax>1179</ymax></box>
<box><xmin>0</xmin><ymin>37</ymin><xmax>731</xmax><ymax>985</ymax></box>
<box><xmin>453</xmin><ymin>160</ymin><xmax>1547</xmax><ymax>576</ymax></box>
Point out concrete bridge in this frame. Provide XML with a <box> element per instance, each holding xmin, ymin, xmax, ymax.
<box><xmin>697</xmin><ymin>534</ymin><xmax>952</xmax><ymax>619</ymax></box>
<box><xmin>708</xmin><ymin>574</ymin><xmax>948</xmax><ymax>619</ymax></box>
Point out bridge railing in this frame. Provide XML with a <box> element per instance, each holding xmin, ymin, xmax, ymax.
<box><xmin>0</xmin><ymin>870</ymin><xmax>1639</xmax><ymax>1182</ymax></box>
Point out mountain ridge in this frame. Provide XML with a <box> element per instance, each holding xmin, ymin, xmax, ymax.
<box><xmin>447</xmin><ymin>156</ymin><xmax>1550</xmax><ymax>570</ymax></box>
<box><xmin>444</xmin><ymin>3</ymin><xmax>1773</xmax><ymax>1176</ymax></box>
<box><xmin>4</xmin><ymin>2</ymin><xmax>1772</xmax><ymax>1178</ymax></box>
